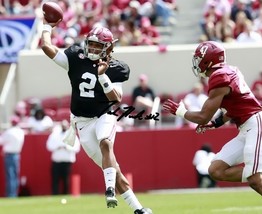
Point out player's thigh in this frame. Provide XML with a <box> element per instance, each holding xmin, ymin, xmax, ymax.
<box><xmin>96</xmin><ymin>114</ymin><xmax>117</xmax><ymax>143</ymax></box>
<box><xmin>77</xmin><ymin>120</ymin><xmax>100</xmax><ymax>159</ymax></box>
<box><xmin>213</xmin><ymin>133</ymin><xmax>245</xmax><ymax>166</ymax></box>
<box><xmin>243</xmin><ymin>114</ymin><xmax>262</xmax><ymax>179</ymax></box>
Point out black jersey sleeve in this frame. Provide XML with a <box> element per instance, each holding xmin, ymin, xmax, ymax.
<box><xmin>106</xmin><ymin>60</ymin><xmax>130</xmax><ymax>83</ymax></box>
<box><xmin>64</xmin><ymin>45</ymin><xmax>83</xmax><ymax>58</ymax></box>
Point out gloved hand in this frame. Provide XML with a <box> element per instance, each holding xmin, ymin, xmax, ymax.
<box><xmin>163</xmin><ymin>99</ymin><xmax>187</xmax><ymax>118</ymax></box>
<box><xmin>195</xmin><ymin>122</ymin><xmax>215</xmax><ymax>134</ymax></box>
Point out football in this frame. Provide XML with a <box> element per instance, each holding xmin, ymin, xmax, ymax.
<box><xmin>42</xmin><ymin>1</ymin><xmax>63</xmax><ymax>23</ymax></box>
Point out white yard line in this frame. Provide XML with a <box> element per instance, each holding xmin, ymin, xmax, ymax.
<box><xmin>212</xmin><ymin>206</ymin><xmax>262</xmax><ymax>213</ymax></box>
<box><xmin>148</xmin><ymin>186</ymin><xmax>251</xmax><ymax>194</ymax></box>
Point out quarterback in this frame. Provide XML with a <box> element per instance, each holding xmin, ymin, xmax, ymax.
<box><xmin>41</xmin><ymin>18</ymin><xmax>152</xmax><ymax>214</ymax></box>
<box><xmin>163</xmin><ymin>41</ymin><xmax>262</xmax><ymax>196</ymax></box>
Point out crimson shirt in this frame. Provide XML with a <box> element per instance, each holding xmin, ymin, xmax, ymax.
<box><xmin>208</xmin><ymin>65</ymin><xmax>262</xmax><ymax>127</ymax></box>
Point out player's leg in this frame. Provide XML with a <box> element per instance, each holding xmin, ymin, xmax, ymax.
<box><xmin>96</xmin><ymin>114</ymin><xmax>152</xmax><ymax>212</ymax></box>
<box><xmin>76</xmin><ymin>118</ymin><xmax>118</xmax><ymax>207</ymax></box>
<box><xmin>208</xmin><ymin>133</ymin><xmax>245</xmax><ymax>182</ymax></box>
<box><xmin>247</xmin><ymin>173</ymin><xmax>262</xmax><ymax>195</ymax></box>
<box><xmin>115</xmin><ymin>168</ymin><xmax>153</xmax><ymax>214</ymax></box>
<box><xmin>242</xmin><ymin>113</ymin><xmax>262</xmax><ymax>195</ymax></box>
<box><xmin>96</xmin><ymin>114</ymin><xmax>119</xmax><ymax>208</ymax></box>
<box><xmin>208</xmin><ymin>160</ymin><xmax>243</xmax><ymax>182</ymax></box>
<box><xmin>100</xmin><ymin>138</ymin><xmax>118</xmax><ymax>208</ymax></box>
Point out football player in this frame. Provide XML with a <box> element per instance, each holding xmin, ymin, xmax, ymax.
<box><xmin>41</xmin><ymin>19</ymin><xmax>152</xmax><ymax>214</ymax></box>
<box><xmin>163</xmin><ymin>41</ymin><xmax>262</xmax><ymax>196</ymax></box>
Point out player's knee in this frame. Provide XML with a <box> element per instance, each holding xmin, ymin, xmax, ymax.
<box><xmin>208</xmin><ymin>160</ymin><xmax>230</xmax><ymax>181</ymax></box>
<box><xmin>99</xmin><ymin>138</ymin><xmax>111</xmax><ymax>151</ymax></box>
<box><xmin>208</xmin><ymin>164</ymin><xmax>224</xmax><ymax>181</ymax></box>
<box><xmin>248</xmin><ymin>173</ymin><xmax>262</xmax><ymax>193</ymax></box>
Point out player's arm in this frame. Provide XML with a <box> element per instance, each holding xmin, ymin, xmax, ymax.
<box><xmin>106</xmin><ymin>83</ymin><xmax>123</xmax><ymax>103</ymax></box>
<box><xmin>41</xmin><ymin>19</ymin><xmax>69</xmax><ymax>70</ymax></box>
<box><xmin>97</xmin><ymin>58</ymin><xmax>122</xmax><ymax>103</ymax></box>
<box><xmin>195</xmin><ymin>110</ymin><xmax>231</xmax><ymax>134</ymax></box>
<box><xmin>163</xmin><ymin>86</ymin><xmax>230</xmax><ymax>124</ymax></box>
<box><xmin>185</xmin><ymin>86</ymin><xmax>230</xmax><ymax>124</ymax></box>
<box><xmin>41</xmin><ymin>19</ymin><xmax>60</xmax><ymax>59</ymax></box>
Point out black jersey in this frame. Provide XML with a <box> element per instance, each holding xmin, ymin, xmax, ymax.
<box><xmin>64</xmin><ymin>45</ymin><xmax>130</xmax><ymax>117</ymax></box>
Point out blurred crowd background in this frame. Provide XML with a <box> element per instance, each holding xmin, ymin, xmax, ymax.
<box><xmin>1</xmin><ymin>0</ymin><xmax>262</xmax><ymax>46</ymax></box>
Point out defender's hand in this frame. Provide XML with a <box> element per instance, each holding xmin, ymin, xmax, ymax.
<box><xmin>163</xmin><ymin>99</ymin><xmax>187</xmax><ymax>118</ymax></box>
<box><xmin>195</xmin><ymin>122</ymin><xmax>215</xmax><ymax>134</ymax></box>
<box><xmin>163</xmin><ymin>99</ymin><xmax>179</xmax><ymax>115</ymax></box>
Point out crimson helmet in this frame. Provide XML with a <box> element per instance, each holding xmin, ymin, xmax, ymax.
<box><xmin>84</xmin><ymin>26</ymin><xmax>118</xmax><ymax>61</ymax></box>
<box><xmin>192</xmin><ymin>41</ymin><xmax>226</xmax><ymax>78</ymax></box>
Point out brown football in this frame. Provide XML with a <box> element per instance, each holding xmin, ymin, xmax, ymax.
<box><xmin>42</xmin><ymin>1</ymin><xmax>63</xmax><ymax>23</ymax></box>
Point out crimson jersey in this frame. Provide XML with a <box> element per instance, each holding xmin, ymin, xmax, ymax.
<box><xmin>64</xmin><ymin>45</ymin><xmax>130</xmax><ymax>117</ymax></box>
<box><xmin>208</xmin><ymin>65</ymin><xmax>262</xmax><ymax>127</ymax></box>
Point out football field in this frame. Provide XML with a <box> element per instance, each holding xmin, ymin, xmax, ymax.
<box><xmin>0</xmin><ymin>187</ymin><xmax>261</xmax><ymax>214</ymax></box>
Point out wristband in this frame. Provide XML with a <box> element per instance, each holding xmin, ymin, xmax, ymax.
<box><xmin>211</xmin><ymin>116</ymin><xmax>224</xmax><ymax>128</ymax></box>
<box><xmin>98</xmin><ymin>74</ymin><xmax>113</xmax><ymax>94</ymax></box>
<box><xmin>175</xmin><ymin>101</ymin><xmax>187</xmax><ymax>118</ymax></box>
<box><xmin>43</xmin><ymin>24</ymin><xmax>52</xmax><ymax>34</ymax></box>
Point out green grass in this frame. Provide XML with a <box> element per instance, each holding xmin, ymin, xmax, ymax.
<box><xmin>0</xmin><ymin>188</ymin><xmax>261</xmax><ymax>214</ymax></box>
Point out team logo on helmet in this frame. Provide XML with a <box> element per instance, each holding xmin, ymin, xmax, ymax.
<box><xmin>200</xmin><ymin>45</ymin><xmax>208</xmax><ymax>58</ymax></box>
<box><xmin>78</xmin><ymin>53</ymin><xmax>85</xmax><ymax>59</ymax></box>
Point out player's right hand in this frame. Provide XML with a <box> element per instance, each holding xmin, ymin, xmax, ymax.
<box><xmin>195</xmin><ymin>122</ymin><xmax>215</xmax><ymax>134</ymax></box>
<box><xmin>98</xmin><ymin>57</ymin><xmax>110</xmax><ymax>75</ymax></box>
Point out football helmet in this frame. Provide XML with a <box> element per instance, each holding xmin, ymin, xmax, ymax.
<box><xmin>192</xmin><ymin>41</ymin><xmax>226</xmax><ymax>78</ymax></box>
<box><xmin>84</xmin><ymin>27</ymin><xmax>117</xmax><ymax>61</ymax></box>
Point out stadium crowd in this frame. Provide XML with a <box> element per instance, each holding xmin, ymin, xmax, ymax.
<box><xmin>0</xmin><ymin>0</ymin><xmax>178</xmax><ymax>47</ymax></box>
<box><xmin>199</xmin><ymin>0</ymin><xmax>262</xmax><ymax>43</ymax></box>
<box><xmin>2</xmin><ymin>0</ymin><xmax>262</xmax><ymax>45</ymax></box>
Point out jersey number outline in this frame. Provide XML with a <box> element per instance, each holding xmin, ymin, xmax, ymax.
<box><xmin>237</xmin><ymin>70</ymin><xmax>250</xmax><ymax>94</ymax></box>
<box><xmin>79</xmin><ymin>72</ymin><xmax>96</xmax><ymax>98</ymax></box>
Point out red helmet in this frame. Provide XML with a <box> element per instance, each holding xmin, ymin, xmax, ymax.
<box><xmin>84</xmin><ymin>26</ymin><xmax>117</xmax><ymax>61</ymax></box>
<box><xmin>192</xmin><ymin>41</ymin><xmax>226</xmax><ymax>78</ymax></box>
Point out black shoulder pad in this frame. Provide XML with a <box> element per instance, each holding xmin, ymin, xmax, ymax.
<box><xmin>65</xmin><ymin>45</ymin><xmax>84</xmax><ymax>55</ymax></box>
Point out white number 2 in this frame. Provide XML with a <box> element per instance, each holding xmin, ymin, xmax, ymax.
<box><xmin>79</xmin><ymin>72</ymin><xmax>97</xmax><ymax>98</ymax></box>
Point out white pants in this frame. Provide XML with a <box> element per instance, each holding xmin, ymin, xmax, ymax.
<box><xmin>75</xmin><ymin>114</ymin><xmax>117</xmax><ymax>167</ymax></box>
<box><xmin>213</xmin><ymin>112</ymin><xmax>262</xmax><ymax>182</ymax></box>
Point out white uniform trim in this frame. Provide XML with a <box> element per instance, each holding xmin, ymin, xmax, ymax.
<box><xmin>53</xmin><ymin>50</ymin><xmax>69</xmax><ymax>71</ymax></box>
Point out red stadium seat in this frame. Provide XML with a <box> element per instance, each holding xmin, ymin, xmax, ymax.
<box><xmin>44</xmin><ymin>108</ymin><xmax>57</xmax><ymax>120</ymax></box>
<box><xmin>59</xmin><ymin>95</ymin><xmax>71</xmax><ymax>109</ymax></box>
<box><xmin>41</xmin><ymin>96</ymin><xmax>60</xmax><ymax>111</ymax></box>
<box><xmin>120</xmin><ymin>94</ymin><xmax>133</xmax><ymax>106</ymax></box>
<box><xmin>55</xmin><ymin>108</ymin><xmax>71</xmax><ymax>122</ymax></box>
